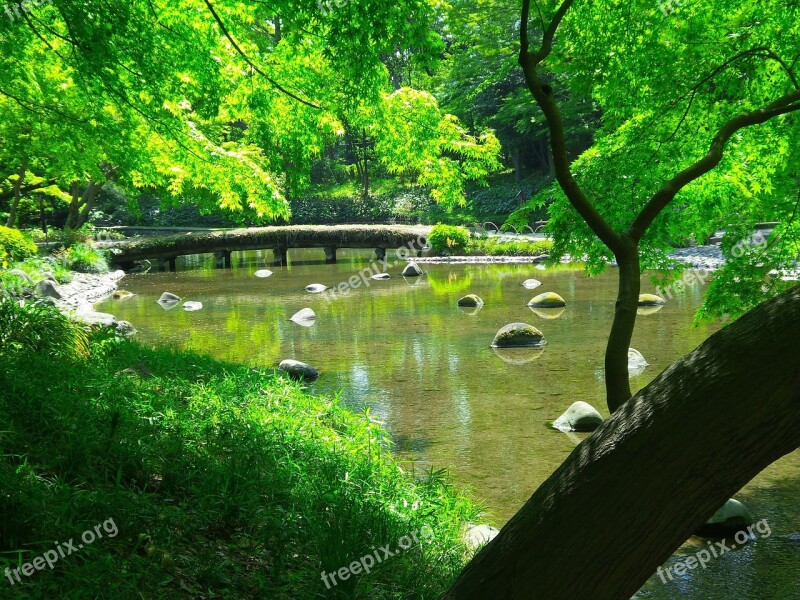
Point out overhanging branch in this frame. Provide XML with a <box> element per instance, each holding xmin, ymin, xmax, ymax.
<box><xmin>203</xmin><ymin>0</ymin><xmax>321</xmax><ymax>110</ymax></box>
<box><xmin>628</xmin><ymin>90</ymin><xmax>800</xmax><ymax>241</ymax></box>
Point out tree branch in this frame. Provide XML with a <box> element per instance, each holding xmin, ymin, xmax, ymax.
<box><xmin>202</xmin><ymin>0</ymin><xmax>321</xmax><ymax>110</ymax></box>
<box><xmin>628</xmin><ymin>90</ymin><xmax>800</xmax><ymax>241</ymax></box>
<box><xmin>520</xmin><ymin>0</ymin><xmax>624</xmax><ymax>254</ymax></box>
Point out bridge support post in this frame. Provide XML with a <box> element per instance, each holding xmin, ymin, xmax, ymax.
<box><xmin>324</xmin><ymin>246</ymin><xmax>337</xmax><ymax>264</ymax></box>
<box><xmin>214</xmin><ymin>250</ymin><xmax>232</xmax><ymax>269</ymax></box>
<box><xmin>273</xmin><ymin>246</ymin><xmax>288</xmax><ymax>266</ymax></box>
<box><xmin>375</xmin><ymin>247</ymin><xmax>386</xmax><ymax>263</ymax></box>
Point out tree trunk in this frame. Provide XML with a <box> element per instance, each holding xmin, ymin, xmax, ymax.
<box><xmin>4</xmin><ymin>163</ymin><xmax>26</xmax><ymax>228</ymax></box>
<box><xmin>443</xmin><ymin>284</ymin><xmax>800</xmax><ymax>600</ymax></box>
<box><xmin>605</xmin><ymin>239</ymin><xmax>640</xmax><ymax>412</ymax></box>
<box><xmin>66</xmin><ymin>182</ymin><xmax>80</xmax><ymax>230</ymax></box>
<box><xmin>77</xmin><ymin>182</ymin><xmax>103</xmax><ymax>228</ymax></box>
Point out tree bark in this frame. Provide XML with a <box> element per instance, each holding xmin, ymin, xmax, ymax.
<box><xmin>4</xmin><ymin>162</ymin><xmax>26</xmax><ymax>228</ymax></box>
<box><xmin>606</xmin><ymin>238</ymin><xmax>640</xmax><ymax>411</ymax></box>
<box><xmin>443</xmin><ymin>284</ymin><xmax>800</xmax><ymax>600</ymax></box>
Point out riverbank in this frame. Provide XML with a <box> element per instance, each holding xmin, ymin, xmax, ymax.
<box><xmin>0</xmin><ymin>298</ymin><xmax>481</xmax><ymax>599</ymax></box>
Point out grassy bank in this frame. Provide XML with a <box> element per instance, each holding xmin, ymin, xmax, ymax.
<box><xmin>0</xmin><ymin>298</ymin><xmax>480</xmax><ymax>599</ymax></box>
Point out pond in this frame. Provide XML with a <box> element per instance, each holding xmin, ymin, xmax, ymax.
<box><xmin>97</xmin><ymin>248</ymin><xmax>799</xmax><ymax>599</ymax></box>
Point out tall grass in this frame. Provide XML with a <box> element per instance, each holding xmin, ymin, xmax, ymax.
<box><xmin>0</xmin><ymin>299</ymin><xmax>480</xmax><ymax>599</ymax></box>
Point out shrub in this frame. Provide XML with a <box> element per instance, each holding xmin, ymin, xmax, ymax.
<box><xmin>60</xmin><ymin>242</ymin><xmax>110</xmax><ymax>273</ymax></box>
<box><xmin>429</xmin><ymin>224</ymin><xmax>471</xmax><ymax>255</ymax></box>
<box><xmin>0</xmin><ymin>226</ymin><xmax>38</xmax><ymax>262</ymax></box>
<box><xmin>467</xmin><ymin>238</ymin><xmax>554</xmax><ymax>256</ymax></box>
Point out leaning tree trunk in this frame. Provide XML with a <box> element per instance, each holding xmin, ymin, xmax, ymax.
<box><xmin>443</xmin><ymin>284</ymin><xmax>800</xmax><ymax>600</ymax></box>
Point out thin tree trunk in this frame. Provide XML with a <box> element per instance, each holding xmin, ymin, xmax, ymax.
<box><xmin>4</xmin><ymin>163</ymin><xmax>26</xmax><ymax>228</ymax></box>
<box><xmin>443</xmin><ymin>284</ymin><xmax>800</xmax><ymax>600</ymax></box>
<box><xmin>606</xmin><ymin>240</ymin><xmax>640</xmax><ymax>412</ymax></box>
<box><xmin>66</xmin><ymin>182</ymin><xmax>80</xmax><ymax>230</ymax></box>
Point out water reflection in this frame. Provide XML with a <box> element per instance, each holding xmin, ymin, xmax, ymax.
<box><xmin>97</xmin><ymin>248</ymin><xmax>799</xmax><ymax>598</ymax></box>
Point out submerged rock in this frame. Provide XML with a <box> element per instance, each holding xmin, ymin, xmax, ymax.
<box><xmin>401</xmin><ymin>262</ymin><xmax>424</xmax><ymax>277</ymax></box>
<box><xmin>552</xmin><ymin>401</ymin><xmax>604</xmax><ymax>432</ymax></box>
<box><xmin>158</xmin><ymin>292</ymin><xmax>181</xmax><ymax>304</ymax></box>
<box><xmin>696</xmin><ymin>499</ymin><xmax>755</xmax><ymax>537</ymax></box>
<box><xmin>112</xmin><ymin>290</ymin><xmax>134</xmax><ymax>300</ymax></box>
<box><xmin>491</xmin><ymin>322</ymin><xmax>546</xmax><ymax>348</ymax></box>
<box><xmin>278</xmin><ymin>359</ymin><xmax>319</xmax><ymax>381</ymax></box>
<box><xmin>462</xmin><ymin>524</ymin><xmax>500</xmax><ymax>552</ymax></box>
<box><xmin>254</xmin><ymin>269</ymin><xmax>273</xmax><ymax>278</ymax></box>
<box><xmin>628</xmin><ymin>348</ymin><xmax>649</xmax><ymax>375</ymax></box>
<box><xmin>290</xmin><ymin>308</ymin><xmax>316</xmax><ymax>325</ymax></box>
<box><xmin>457</xmin><ymin>294</ymin><xmax>484</xmax><ymax>308</ymax></box>
<box><xmin>521</xmin><ymin>278</ymin><xmax>542</xmax><ymax>290</ymax></box>
<box><xmin>305</xmin><ymin>283</ymin><xmax>328</xmax><ymax>293</ymax></box>
<box><xmin>182</xmin><ymin>301</ymin><xmax>203</xmax><ymax>312</ymax></box>
<box><xmin>638</xmin><ymin>293</ymin><xmax>666</xmax><ymax>306</ymax></box>
<box><xmin>528</xmin><ymin>292</ymin><xmax>566</xmax><ymax>308</ymax></box>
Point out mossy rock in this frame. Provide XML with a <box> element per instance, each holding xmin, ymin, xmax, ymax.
<box><xmin>457</xmin><ymin>294</ymin><xmax>483</xmax><ymax>308</ymax></box>
<box><xmin>638</xmin><ymin>293</ymin><xmax>666</xmax><ymax>307</ymax></box>
<box><xmin>528</xmin><ymin>292</ymin><xmax>566</xmax><ymax>308</ymax></box>
<box><xmin>491</xmin><ymin>322</ymin><xmax>546</xmax><ymax>348</ymax></box>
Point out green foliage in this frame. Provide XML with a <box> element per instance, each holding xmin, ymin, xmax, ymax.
<box><xmin>0</xmin><ymin>302</ymin><xmax>480</xmax><ymax>599</ymax></box>
<box><xmin>55</xmin><ymin>243</ymin><xmax>110</xmax><ymax>274</ymax></box>
<box><xmin>0</xmin><ymin>226</ymin><xmax>37</xmax><ymax>263</ymax></box>
<box><xmin>0</xmin><ymin>297</ymin><xmax>89</xmax><ymax>358</ymax></box>
<box><xmin>429</xmin><ymin>224</ymin><xmax>471</xmax><ymax>254</ymax></box>
<box><xmin>508</xmin><ymin>0</ymin><xmax>800</xmax><ymax>317</ymax></box>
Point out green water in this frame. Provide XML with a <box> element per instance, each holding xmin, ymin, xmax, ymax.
<box><xmin>97</xmin><ymin>249</ymin><xmax>799</xmax><ymax>599</ymax></box>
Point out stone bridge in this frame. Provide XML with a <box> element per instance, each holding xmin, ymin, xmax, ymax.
<box><xmin>96</xmin><ymin>224</ymin><xmax>432</xmax><ymax>271</ymax></box>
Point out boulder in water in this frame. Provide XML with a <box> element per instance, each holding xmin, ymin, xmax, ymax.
<box><xmin>401</xmin><ymin>262</ymin><xmax>424</xmax><ymax>277</ymax></box>
<box><xmin>290</xmin><ymin>308</ymin><xmax>316</xmax><ymax>325</ymax></box>
<box><xmin>305</xmin><ymin>283</ymin><xmax>328</xmax><ymax>293</ymax></box>
<box><xmin>158</xmin><ymin>292</ymin><xmax>181</xmax><ymax>304</ymax></box>
<box><xmin>183</xmin><ymin>301</ymin><xmax>203</xmax><ymax>312</ymax></box>
<box><xmin>278</xmin><ymin>359</ymin><xmax>319</xmax><ymax>381</ymax></box>
<box><xmin>638</xmin><ymin>293</ymin><xmax>666</xmax><ymax>306</ymax></box>
<box><xmin>521</xmin><ymin>278</ymin><xmax>542</xmax><ymax>290</ymax></box>
<box><xmin>491</xmin><ymin>322</ymin><xmax>546</xmax><ymax>348</ymax></box>
<box><xmin>695</xmin><ymin>499</ymin><xmax>755</xmax><ymax>537</ymax></box>
<box><xmin>628</xmin><ymin>348</ymin><xmax>649</xmax><ymax>375</ymax></box>
<box><xmin>254</xmin><ymin>269</ymin><xmax>273</xmax><ymax>278</ymax></box>
<box><xmin>552</xmin><ymin>401</ymin><xmax>604</xmax><ymax>432</ymax></box>
<box><xmin>528</xmin><ymin>292</ymin><xmax>566</xmax><ymax>308</ymax></box>
<box><xmin>112</xmin><ymin>290</ymin><xmax>134</xmax><ymax>300</ymax></box>
<box><xmin>457</xmin><ymin>294</ymin><xmax>484</xmax><ymax>308</ymax></box>
<box><xmin>371</xmin><ymin>272</ymin><xmax>391</xmax><ymax>280</ymax></box>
